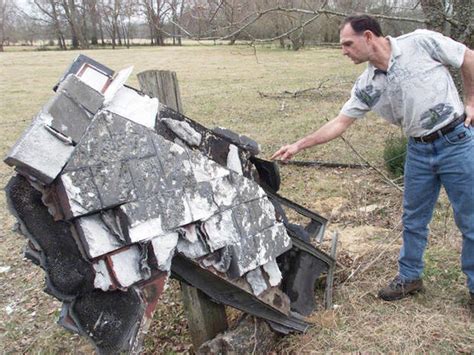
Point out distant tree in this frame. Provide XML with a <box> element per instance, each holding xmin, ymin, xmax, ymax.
<box><xmin>86</xmin><ymin>0</ymin><xmax>99</xmax><ymax>44</ymax></box>
<box><xmin>0</xmin><ymin>0</ymin><xmax>17</xmax><ymax>50</ymax></box>
<box><xmin>120</xmin><ymin>0</ymin><xmax>139</xmax><ymax>47</ymax></box>
<box><xmin>33</xmin><ymin>0</ymin><xmax>67</xmax><ymax>49</ymax></box>
<box><xmin>99</xmin><ymin>0</ymin><xmax>121</xmax><ymax>48</ymax></box>
<box><xmin>0</xmin><ymin>0</ymin><xmax>9</xmax><ymax>51</ymax></box>
<box><xmin>169</xmin><ymin>0</ymin><xmax>184</xmax><ymax>45</ymax></box>
<box><xmin>61</xmin><ymin>0</ymin><xmax>88</xmax><ymax>48</ymax></box>
<box><xmin>140</xmin><ymin>0</ymin><xmax>170</xmax><ymax>45</ymax></box>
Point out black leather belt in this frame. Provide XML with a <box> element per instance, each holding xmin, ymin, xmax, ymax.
<box><xmin>413</xmin><ymin>114</ymin><xmax>466</xmax><ymax>143</ymax></box>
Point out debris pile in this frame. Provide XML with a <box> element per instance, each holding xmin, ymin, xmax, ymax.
<box><xmin>4</xmin><ymin>55</ymin><xmax>335</xmax><ymax>354</ymax></box>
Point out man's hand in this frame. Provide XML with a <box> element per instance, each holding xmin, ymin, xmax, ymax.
<box><xmin>270</xmin><ymin>143</ymin><xmax>300</xmax><ymax>162</ymax></box>
<box><xmin>461</xmin><ymin>49</ymin><xmax>474</xmax><ymax>126</ymax></box>
<box><xmin>464</xmin><ymin>105</ymin><xmax>473</xmax><ymax>126</ymax></box>
<box><xmin>270</xmin><ymin>115</ymin><xmax>355</xmax><ymax>162</ymax></box>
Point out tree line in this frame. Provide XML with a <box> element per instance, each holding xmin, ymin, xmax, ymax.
<box><xmin>0</xmin><ymin>0</ymin><xmax>472</xmax><ymax>52</ymax></box>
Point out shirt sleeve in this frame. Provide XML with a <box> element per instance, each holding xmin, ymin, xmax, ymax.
<box><xmin>416</xmin><ymin>29</ymin><xmax>466</xmax><ymax>68</ymax></box>
<box><xmin>339</xmin><ymin>78</ymin><xmax>371</xmax><ymax>119</ymax></box>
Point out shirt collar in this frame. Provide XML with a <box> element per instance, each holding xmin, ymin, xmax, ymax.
<box><xmin>368</xmin><ymin>35</ymin><xmax>402</xmax><ymax>79</ymax></box>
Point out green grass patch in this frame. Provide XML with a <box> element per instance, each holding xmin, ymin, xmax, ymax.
<box><xmin>423</xmin><ymin>248</ymin><xmax>463</xmax><ymax>289</ymax></box>
<box><xmin>383</xmin><ymin>133</ymin><xmax>407</xmax><ymax>179</ymax></box>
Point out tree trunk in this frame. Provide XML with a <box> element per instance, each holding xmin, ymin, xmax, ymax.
<box><xmin>99</xmin><ymin>19</ymin><xmax>105</xmax><ymax>45</ymax></box>
<box><xmin>420</xmin><ymin>0</ymin><xmax>445</xmax><ymax>33</ymax></box>
<box><xmin>89</xmin><ymin>0</ymin><xmax>99</xmax><ymax>45</ymax></box>
<box><xmin>421</xmin><ymin>0</ymin><xmax>473</xmax><ymax>94</ymax></box>
<box><xmin>71</xmin><ymin>33</ymin><xmax>79</xmax><ymax>48</ymax></box>
<box><xmin>50</xmin><ymin>0</ymin><xmax>67</xmax><ymax>50</ymax></box>
<box><xmin>0</xmin><ymin>0</ymin><xmax>5</xmax><ymax>52</ymax></box>
<box><xmin>63</xmin><ymin>0</ymin><xmax>88</xmax><ymax>49</ymax></box>
<box><xmin>451</xmin><ymin>0</ymin><xmax>473</xmax><ymax>48</ymax></box>
<box><xmin>117</xmin><ymin>24</ymin><xmax>122</xmax><ymax>46</ymax></box>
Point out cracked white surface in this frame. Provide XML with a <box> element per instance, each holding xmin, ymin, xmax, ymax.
<box><xmin>77</xmin><ymin>215</ymin><xmax>123</xmax><ymax>258</ymax></box>
<box><xmin>109</xmin><ymin>247</ymin><xmax>142</xmax><ymax>287</ymax></box>
<box><xmin>150</xmin><ymin>232</ymin><xmax>179</xmax><ymax>271</ymax></box>
<box><xmin>93</xmin><ymin>259</ymin><xmax>113</xmax><ymax>291</ymax></box>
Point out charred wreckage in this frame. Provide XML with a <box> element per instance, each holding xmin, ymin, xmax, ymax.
<box><xmin>4</xmin><ymin>56</ymin><xmax>336</xmax><ymax>353</ymax></box>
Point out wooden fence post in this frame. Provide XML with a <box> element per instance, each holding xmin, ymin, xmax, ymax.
<box><xmin>137</xmin><ymin>70</ymin><xmax>183</xmax><ymax>113</ymax></box>
<box><xmin>137</xmin><ymin>69</ymin><xmax>228</xmax><ymax>349</ymax></box>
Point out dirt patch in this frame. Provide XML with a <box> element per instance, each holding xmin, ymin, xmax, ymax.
<box><xmin>312</xmin><ymin>196</ymin><xmax>350</xmax><ymax>219</ymax></box>
<box><xmin>331</xmin><ymin>224</ymin><xmax>394</xmax><ymax>257</ymax></box>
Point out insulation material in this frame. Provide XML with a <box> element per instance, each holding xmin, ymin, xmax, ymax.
<box><xmin>161</xmin><ymin>117</ymin><xmax>202</xmax><ymax>146</ymax></box>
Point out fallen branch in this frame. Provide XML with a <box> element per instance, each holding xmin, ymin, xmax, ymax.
<box><xmin>258</xmin><ymin>79</ymin><xmax>332</xmax><ymax>99</ymax></box>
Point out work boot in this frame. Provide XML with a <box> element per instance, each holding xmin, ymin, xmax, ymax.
<box><xmin>378</xmin><ymin>275</ymin><xmax>423</xmax><ymax>301</ymax></box>
<box><xmin>469</xmin><ymin>293</ymin><xmax>474</xmax><ymax>313</ymax></box>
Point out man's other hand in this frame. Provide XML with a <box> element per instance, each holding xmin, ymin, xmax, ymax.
<box><xmin>464</xmin><ymin>105</ymin><xmax>473</xmax><ymax>126</ymax></box>
<box><xmin>270</xmin><ymin>143</ymin><xmax>299</xmax><ymax>162</ymax></box>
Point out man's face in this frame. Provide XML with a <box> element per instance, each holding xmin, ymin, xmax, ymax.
<box><xmin>339</xmin><ymin>23</ymin><xmax>370</xmax><ymax>64</ymax></box>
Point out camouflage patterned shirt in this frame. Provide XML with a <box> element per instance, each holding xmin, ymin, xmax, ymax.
<box><xmin>340</xmin><ymin>29</ymin><xmax>467</xmax><ymax>137</ymax></box>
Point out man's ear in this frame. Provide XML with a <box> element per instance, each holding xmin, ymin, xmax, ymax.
<box><xmin>364</xmin><ymin>30</ymin><xmax>373</xmax><ymax>42</ymax></box>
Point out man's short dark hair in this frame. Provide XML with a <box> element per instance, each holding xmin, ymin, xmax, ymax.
<box><xmin>340</xmin><ymin>15</ymin><xmax>383</xmax><ymax>37</ymax></box>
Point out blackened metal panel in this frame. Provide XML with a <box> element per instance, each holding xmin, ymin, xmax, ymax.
<box><xmin>171</xmin><ymin>254</ymin><xmax>309</xmax><ymax>333</ymax></box>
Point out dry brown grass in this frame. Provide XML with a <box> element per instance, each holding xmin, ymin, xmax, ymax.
<box><xmin>0</xmin><ymin>45</ymin><xmax>472</xmax><ymax>353</ymax></box>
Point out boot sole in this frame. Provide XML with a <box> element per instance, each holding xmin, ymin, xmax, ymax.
<box><xmin>378</xmin><ymin>286</ymin><xmax>424</xmax><ymax>301</ymax></box>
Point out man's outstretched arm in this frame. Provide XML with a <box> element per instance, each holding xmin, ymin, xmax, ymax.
<box><xmin>461</xmin><ymin>48</ymin><xmax>474</xmax><ymax>126</ymax></box>
<box><xmin>270</xmin><ymin>113</ymin><xmax>356</xmax><ymax>161</ymax></box>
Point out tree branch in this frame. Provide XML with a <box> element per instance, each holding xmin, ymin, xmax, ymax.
<box><xmin>171</xmin><ymin>5</ymin><xmax>426</xmax><ymax>43</ymax></box>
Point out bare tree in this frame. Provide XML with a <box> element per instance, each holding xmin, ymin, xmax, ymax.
<box><xmin>169</xmin><ymin>0</ymin><xmax>185</xmax><ymax>45</ymax></box>
<box><xmin>169</xmin><ymin>0</ymin><xmax>427</xmax><ymax>50</ymax></box>
<box><xmin>140</xmin><ymin>0</ymin><xmax>170</xmax><ymax>45</ymax></box>
<box><xmin>0</xmin><ymin>0</ymin><xmax>11</xmax><ymax>51</ymax></box>
<box><xmin>99</xmin><ymin>0</ymin><xmax>121</xmax><ymax>48</ymax></box>
<box><xmin>32</xmin><ymin>0</ymin><xmax>68</xmax><ymax>49</ymax></box>
<box><xmin>7</xmin><ymin>0</ymin><xmax>472</xmax><ymax>52</ymax></box>
<box><xmin>61</xmin><ymin>0</ymin><xmax>88</xmax><ymax>48</ymax></box>
<box><xmin>119</xmin><ymin>0</ymin><xmax>138</xmax><ymax>47</ymax></box>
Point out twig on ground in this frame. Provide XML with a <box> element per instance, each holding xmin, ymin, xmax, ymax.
<box><xmin>251</xmin><ymin>316</ymin><xmax>258</xmax><ymax>355</ymax></box>
<box><xmin>258</xmin><ymin>78</ymin><xmax>331</xmax><ymax>99</ymax></box>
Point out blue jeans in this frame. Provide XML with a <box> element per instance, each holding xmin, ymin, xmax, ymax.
<box><xmin>399</xmin><ymin>122</ymin><xmax>474</xmax><ymax>292</ymax></box>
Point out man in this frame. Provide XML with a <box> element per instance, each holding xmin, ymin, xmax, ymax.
<box><xmin>271</xmin><ymin>15</ymin><xmax>474</xmax><ymax>311</ymax></box>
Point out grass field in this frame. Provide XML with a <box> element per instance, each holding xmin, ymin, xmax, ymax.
<box><xmin>0</xmin><ymin>44</ymin><xmax>472</xmax><ymax>353</ymax></box>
